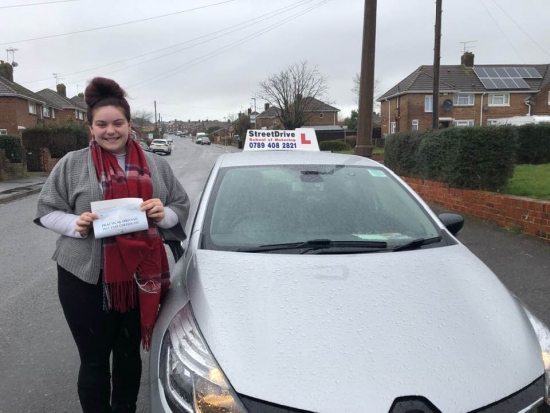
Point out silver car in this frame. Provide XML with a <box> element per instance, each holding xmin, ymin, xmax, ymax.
<box><xmin>150</xmin><ymin>148</ymin><xmax>550</xmax><ymax>412</ymax></box>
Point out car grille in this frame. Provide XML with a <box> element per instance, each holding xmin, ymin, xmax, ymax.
<box><xmin>239</xmin><ymin>376</ymin><xmax>545</xmax><ymax>413</ymax></box>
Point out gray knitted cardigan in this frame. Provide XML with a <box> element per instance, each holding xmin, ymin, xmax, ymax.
<box><xmin>34</xmin><ymin>147</ymin><xmax>190</xmax><ymax>284</ymax></box>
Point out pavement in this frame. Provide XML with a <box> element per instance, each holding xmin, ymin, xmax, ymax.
<box><xmin>0</xmin><ymin>173</ymin><xmax>49</xmax><ymax>204</ymax></box>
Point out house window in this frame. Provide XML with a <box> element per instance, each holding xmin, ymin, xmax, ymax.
<box><xmin>488</xmin><ymin>93</ymin><xmax>510</xmax><ymax>106</ymax></box>
<box><xmin>424</xmin><ymin>95</ymin><xmax>433</xmax><ymax>112</ymax></box>
<box><xmin>75</xmin><ymin>110</ymin><xmax>78</xmax><ymax>118</ymax></box>
<box><xmin>454</xmin><ymin>120</ymin><xmax>474</xmax><ymax>127</ymax></box>
<box><xmin>42</xmin><ymin>106</ymin><xmax>50</xmax><ymax>117</ymax></box>
<box><xmin>0</xmin><ymin>129</ymin><xmax>7</xmax><ymax>135</ymax></box>
<box><xmin>78</xmin><ymin>112</ymin><xmax>84</xmax><ymax>120</ymax></box>
<box><xmin>319</xmin><ymin>113</ymin><xmax>324</xmax><ymax>118</ymax></box>
<box><xmin>390</xmin><ymin>122</ymin><xmax>397</xmax><ymax>133</ymax></box>
<box><xmin>453</xmin><ymin>93</ymin><xmax>474</xmax><ymax>106</ymax></box>
<box><xmin>487</xmin><ymin>119</ymin><xmax>499</xmax><ymax>126</ymax></box>
<box><xmin>29</xmin><ymin>102</ymin><xmax>37</xmax><ymax>114</ymax></box>
<box><xmin>52</xmin><ymin>109</ymin><xmax>55</xmax><ymax>119</ymax></box>
<box><xmin>412</xmin><ymin>119</ymin><xmax>419</xmax><ymax>131</ymax></box>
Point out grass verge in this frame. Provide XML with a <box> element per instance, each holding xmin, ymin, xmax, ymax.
<box><xmin>505</xmin><ymin>164</ymin><xmax>550</xmax><ymax>200</ymax></box>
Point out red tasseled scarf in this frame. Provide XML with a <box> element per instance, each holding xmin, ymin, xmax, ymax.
<box><xmin>91</xmin><ymin>138</ymin><xmax>169</xmax><ymax>350</ymax></box>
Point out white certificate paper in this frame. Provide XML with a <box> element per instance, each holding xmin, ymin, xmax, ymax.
<box><xmin>91</xmin><ymin>198</ymin><xmax>148</xmax><ymax>239</ymax></box>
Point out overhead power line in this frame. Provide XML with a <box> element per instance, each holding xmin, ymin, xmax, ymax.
<box><xmin>0</xmin><ymin>0</ymin><xmax>78</xmax><ymax>9</ymax></box>
<box><xmin>488</xmin><ymin>0</ymin><xmax>550</xmax><ymax>59</ymax></box>
<box><xmin>478</xmin><ymin>0</ymin><xmax>524</xmax><ymax>62</ymax></box>
<box><xmin>20</xmin><ymin>0</ymin><xmax>316</xmax><ymax>85</ymax></box>
<box><xmin>0</xmin><ymin>0</ymin><xmax>235</xmax><ymax>46</ymax></box>
<box><xmin>127</xmin><ymin>0</ymin><xmax>333</xmax><ymax>91</ymax></box>
<box><xmin>62</xmin><ymin>0</ymin><xmax>316</xmax><ymax>83</ymax></box>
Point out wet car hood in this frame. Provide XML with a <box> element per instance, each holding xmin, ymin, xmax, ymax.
<box><xmin>187</xmin><ymin>244</ymin><xmax>544</xmax><ymax>412</ymax></box>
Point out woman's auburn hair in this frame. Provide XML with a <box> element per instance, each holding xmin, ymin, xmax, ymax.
<box><xmin>85</xmin><ymin>77</ymin><xmax>131</xmax><ymax>123</ymax></box>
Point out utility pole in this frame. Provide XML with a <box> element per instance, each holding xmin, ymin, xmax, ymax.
<box><xmin>432</xmin><ymin>0</ymin><xmax>443</xmax><ymax>130</ymax></box>
<box><xmin>354</xmin><ymin>0</ymin><xmax>377</xmax><ymax>158</ymax></box>
<box><xmin>154</xmin><ymin>100</ymin><xmax>158</xmax><ymax>136</ymax></box>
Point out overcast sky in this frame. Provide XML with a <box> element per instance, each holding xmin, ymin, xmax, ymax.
<box><xmin>3</xmin><ymin>0</ymin><xmax>550</xmax><ymax>123</ymax></box>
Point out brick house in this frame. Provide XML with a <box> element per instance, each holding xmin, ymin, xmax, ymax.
<box><xmin>36</xmin><ymin>85</ymin><xmax>86</xmax><ymax>124</ymax></box>
<box><xmin>0</xmin><ymin>65</ymin><xmax>57</xmax><ymax>136</ymax></box>
<box><xmin>256</xmin><ymin>98</ymin><xmax>340</xmax><ymax>130</ymax></box>
<box><xmin>378</xmin><ymin>52</ymin><xmax>550</xmax><ymax>134</ymax></box>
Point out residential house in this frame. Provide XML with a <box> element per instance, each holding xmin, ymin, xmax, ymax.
<box><xmin>71</xmin><ymin>94</ymin><xmax>87</xmax><ymax>114</ymax></box>
<box><xmin>255</xmin><ymin>98</ymin><xmax>340</xmax><ymax>130</ymax></box>
<box><xmin>36</xmin><ymin>85</ymin><xmax>86</xmax><ymax>124</ymax></box>
<box><xmin>0</xmin><ymin>62</ymin><xmax>58</xmax><ymax>135</ymax></box>
<box><xmin>378</xmin><ymin>52</ymin><xmax>550</xmax><ymax>134</ymax></box>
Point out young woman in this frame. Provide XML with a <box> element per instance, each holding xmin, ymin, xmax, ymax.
<box><xmin>34</xmin><ymin>77</ymin><xmax>189</xmax><ymax>413</ymax></box>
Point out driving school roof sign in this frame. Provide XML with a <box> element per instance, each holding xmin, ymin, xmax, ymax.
<box><xmin>244</xmin><ymin>128</ymin><xmax>320</xmax><ymax>151</ymax></box>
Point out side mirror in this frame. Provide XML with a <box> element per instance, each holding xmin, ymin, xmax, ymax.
<box><xmin>438</xmin><ymin>213</ymin><xmax>464</xmax><ymax>236</ymax></box>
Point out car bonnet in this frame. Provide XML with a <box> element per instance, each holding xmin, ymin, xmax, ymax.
<box><xmin>187</xmin><ymin>244</ymin><xmax>544</xmax><ymax>412</ymax></box>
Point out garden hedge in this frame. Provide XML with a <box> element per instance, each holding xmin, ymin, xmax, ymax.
<box><xmin>21</xmin><ymin>122</ymin><xmax>89</xmax><ymax>158</ymax></box>
<box><xmin>0</xmin><ymin>135</ymin><xmax>24</xmax><ymax>163</ymax></box>
<box><xmin>385</xmin><ymin>126</ymin><xmax>518</xmax><ymax>191</ymax></box>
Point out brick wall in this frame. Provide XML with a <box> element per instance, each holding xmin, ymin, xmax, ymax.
<box><xmin>402</xmin><ymin>177</ymin><xmax>550</xmax><ymax>242</ymax></box>
<box><xmin>532</xmin><ymin>84</ymin><xmax>550</xmax><ymax>115</ymax></box>
<box><xmin>15</xmin><ymin>98</ymin><xmax>43</xmax><ymax>132</ymax></box>
<box><xmin>42</xmin><ymin>148</ymin><xmax>60</xmax><ymax>172</ymax></box>
<box><xmin>0</xmin><ymin>148</ymin><xmax>27</xmax><ymax>181</ymax></box>
<box><xmin>305</xmin><ymin>111</ymin><xmax>338</xmax><ymax>126</ymax></box>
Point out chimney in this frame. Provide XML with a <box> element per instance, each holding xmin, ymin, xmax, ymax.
<box><xmin>57</xmin><ymin>83</ymin><xmax>67</xmax><ymax>97</ymax></box>
<box><xmin>461</xmin><ymin>52</ymin><xmax>475</xmax><ymax>68</ymax></box>
<box><xmin>0</xmin><ymin>61</ymin><xmax>14</xmax><ymax>82</ymax></box>
<box><xmin>247</xmin><ymin>108</ymin><xmax>252</xmax><ymax>115</ymax></box>
<box><xmin>264</xmin><ymin>103</ymin><xmax>269</xmax><ymax>111</ymax></box>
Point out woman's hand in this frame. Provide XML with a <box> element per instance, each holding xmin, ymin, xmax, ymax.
<box><xmin>76</xmin><ymin>212</ymin><xmax>99</xmax><ymax>236</ymax></box>
<box><xmin>141</xmin><ymin>198</ymin><xmax>165</xmax><ymax>223</ymax></box>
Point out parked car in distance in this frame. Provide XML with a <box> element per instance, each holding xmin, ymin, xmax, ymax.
<box><xmin>150</xmin><ymin>139</ymin><xmax>171</xmax><ymax>155</ymax></box>
<box><xmin>138</xmin><ymin>141</ymin><xmax>151</xmax><ymax>152</ymax></box>
<box><xmin>165</xmin><ymin>135</ymin><xmax>174</xmax><ymax>144</ymax></box>
<box><xmin>149</xmin><ymin>129</ymin><xmax>550</xmax><ymax>413</ymax></box>
<box><xmin>201</xmin><ymin>137</ymin><xmax>211</xmax><ymax>145</ymax></box>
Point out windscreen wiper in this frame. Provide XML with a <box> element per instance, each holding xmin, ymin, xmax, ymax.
<box><xmin>237</xmin><ymin>239</ymin><xmax>387</xmax><ymax>253</ymax></box>
<box><xmin>392</xmin><ymin>236</ymin><xmax>443</xmax><ymax>252</ymax></box>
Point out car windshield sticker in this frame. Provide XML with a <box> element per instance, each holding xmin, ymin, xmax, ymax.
<box><xmin>244</xmin><ymin>128</ymin><xmax>320</xmax><ymax>151</ymax></box>
<box><xmin>368</xmin><ymin>169</ymin><xmax>387</xmax><ymax>178</ymax></box>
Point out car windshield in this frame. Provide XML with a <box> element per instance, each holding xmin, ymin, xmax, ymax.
<box><xmin>202</xmin><ymin>164</ymin><xmax>441</xmax><ymax>252</ymax></box>
<box><xmin>152</xmin><ymin>140</ymin><xmax>166</xmax><ymax>144</ymax></box>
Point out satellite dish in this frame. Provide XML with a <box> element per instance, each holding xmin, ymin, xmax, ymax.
<box><xmin>442</xmin><ymin>99</ymin><xmax>453</xmax><ymax>111</ymax></box>
<box><xmin>12</xmin><ymin>62</ymin><xmax>18</xmax><ymax>67</ymax></box>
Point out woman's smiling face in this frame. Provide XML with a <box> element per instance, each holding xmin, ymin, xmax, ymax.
<box><xmin>89</xmin><ymin>105</ymin><xmax>131</xmax><ymax>154</ymax></box>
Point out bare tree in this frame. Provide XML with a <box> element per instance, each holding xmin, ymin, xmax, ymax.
<box><xmin>352</xmin><ymin>74</ymin><xmax>381</xmax><ymax>109</ymax></box>
<box><xmin>131</xmin><ymin>109</ymin><xmax>154</xmax><ymax>138</ymax></box>
<box><xmin>257</xmin><ymin>61</ymin><xmax>329</xmax><ymax>129</ymax></box>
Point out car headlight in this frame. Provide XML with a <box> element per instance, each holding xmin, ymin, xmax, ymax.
<box><xmin>523</xmin><ymin>306</ymin><xmax>550</xmax><ymax>405</ymax></box>
<box><xmin>159</xmin><ymin>303</ymin><xmax>247</xmax><ymax>413</ymax></box>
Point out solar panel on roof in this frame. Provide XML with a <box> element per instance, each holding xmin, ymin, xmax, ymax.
<box><xmin>493</xmin><ymin>78</ymin><xmax>508</xmax><ymax>89</ymax></box>
<box><xmin>502</xmin><ymin>78</ymin><xmax>517</xmax><ymax>88</ymax></box>
<box><xmin>479</xmin><ymin>78</ymin><xmax>498</xmax><ymax>89</ymax></box>
<box><xmin>525</xmin><ymin>67</ymin><xmax>542</xmax><ymax>78</ymax></box>
<box><xmin>515</xmin><ymin>67</ymin><xmax>529</xmax><ymax>77</ymax></box>
<box><xmin>505</xmin><ymin>68</ymin><xmax>520</xmax><ymax>77</ymax></box>
<box><xmin>473</xmin><ymin>66</ymin><xmax>537</xmax><ymax>89</ymax></box>
<box><xmin>485</xmin><ymin>68</ymin><xmax>498</xmax><ymax>77</ymax></box>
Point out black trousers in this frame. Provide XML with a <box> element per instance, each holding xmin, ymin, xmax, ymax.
<box><xmin>57</xmin><ymin>265</ymin><xmax>142</xmax><ymax>413</ymax></box>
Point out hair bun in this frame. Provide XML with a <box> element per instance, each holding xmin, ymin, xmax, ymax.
<box><xmin>85</xmin><ymin>77</ymin><xmax>127</xmax><ymax>107</ymax></box>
